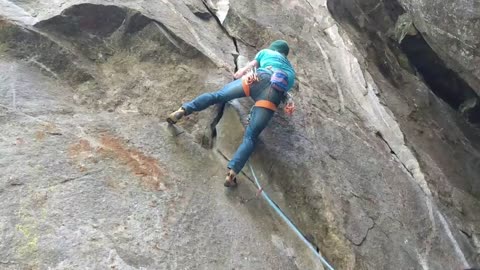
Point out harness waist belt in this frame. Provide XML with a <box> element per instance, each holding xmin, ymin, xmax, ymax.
<box><xmin>242</xmin><ymin>74</ymin><xmax>277</xmax><ymax>111</ymax></box>
<box><xmin>242</xmin><ymin>77</ymin><xmax>251</xmax><ymax>97</ymax></box>
<box><xmin>255</xmin><ymin>100</ymin><xmax>277</xmax><ymax>111</ymax></box>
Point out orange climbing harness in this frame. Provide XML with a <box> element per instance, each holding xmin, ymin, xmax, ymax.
<box><xmin>242</xmin><ymin>68</ymin><xmax>296</xmax><ymax>115</ymax></box>
<box><xmin>255</xmin><ymin>100</ymin><xmax>277</xmax><ymax>111</ymax></box>
<box><xmin>242</xmin><ymin>67</ymin><xmax>259</xmax><ymax>98</ymax></box>
<box><xmin>242</xmin><ymin>67</ymin><xmax>278</xmax><ymax>112</ymax></box>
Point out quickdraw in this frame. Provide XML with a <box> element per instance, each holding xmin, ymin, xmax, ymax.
<box><xmin>242</xmin><ymin>67</ymin><xmax>259</xmax><ymax>98</ymax></box>
<box><xmin>284</xmin><ymin>93</ymin><xmax>295</xmax><ymax>116</ymax></box>
<box><xmin>245</xmin><ymin>66</ymin><xmax>260</xmax><ymax>85</ymax></box>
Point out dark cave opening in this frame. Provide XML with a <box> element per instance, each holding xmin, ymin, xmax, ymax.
<box><xmin>400</xmin><ymin>33</ymin><xmax>480</xmax><ymax>125</ymax></box>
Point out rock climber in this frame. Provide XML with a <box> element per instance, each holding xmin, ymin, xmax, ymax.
<box><xmin>167</xmin><ymin>40</ymin><xmax>296</xmax><ymax>187</ymax></box>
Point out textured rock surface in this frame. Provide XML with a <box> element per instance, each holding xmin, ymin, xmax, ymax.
<box><xmin>0</xmin><ymin>0</ymin><xmax>479</xmax><ymax>269</ymax></box>
<box><xmin>0</xmin><ymin>59</ymin><xmax>322</xmax><ymax>269</ymax></box>
<box><xmin>399</xmin><ymin>0</ymin><xmax>480</xmax><ymax>96</ymax></box>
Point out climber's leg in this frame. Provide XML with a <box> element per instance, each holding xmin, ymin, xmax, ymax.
<box><xmin>182</xmin><ymin>79</ymin><xmax>245</xmax><ymax>114</ymax></box>
<box><xmin>227</xmin><ymin>106</ymin><xmax>274</xmax><ymax>175</ymax></box>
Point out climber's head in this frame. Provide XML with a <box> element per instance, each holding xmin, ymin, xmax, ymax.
<box><xmin>269</xmin><ymin>40</ymin><xmax>289</xmax><ymax>57</ymax></box>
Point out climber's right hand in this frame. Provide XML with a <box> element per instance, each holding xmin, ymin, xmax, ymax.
<box><xmin>233</xmin><ymin>70</ymin><xmax>245</xmax><ymax>79</ymax></box>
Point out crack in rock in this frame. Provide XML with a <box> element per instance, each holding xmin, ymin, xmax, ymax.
<box><xmin>201</xmin><ymin>0</ymin><xmax>240</xmax><ymax>62</ymax></box>
<box><xmin>197</xmin><ymin>0</ymin><xmax>241</xmax><ymax>148</ymax></box>
<box><xmin>345</xmin><ymin>204</ymin><xmax>376</xmax><ymax>246</ymax></box>
<box><xmin>356</xmin><ymin>220</ymin><xmax>376</xmax><ymax>247</ymax></box>
<box><xmin>58</xmin><ymin>169</ymin><xmax>104</xmax><ymax>185</ymax></box>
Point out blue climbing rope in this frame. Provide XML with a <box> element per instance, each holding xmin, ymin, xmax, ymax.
<box><xmin>248</xmin><ymin>163</ymin><xmax>335</xmax><ymax>270</ymax></box>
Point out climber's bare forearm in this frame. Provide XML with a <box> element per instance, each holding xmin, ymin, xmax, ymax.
<box><xmin>233</xmin><ymin>60</ymin><xmax>259</xmax><ymax>79</ymax></box>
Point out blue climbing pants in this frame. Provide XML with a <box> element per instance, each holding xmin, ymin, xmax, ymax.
<box><xmin>182</xmin><ymin>72</ymin><xmax>283</xmax><ymax>174</ymax></box>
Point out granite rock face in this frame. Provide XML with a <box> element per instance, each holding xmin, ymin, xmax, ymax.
<box><xmin>0</xmin><ymin>0</ymin><xmax>479</xmax><ymax>269</ymax></box>
<box><xmin>400</xmin><ymin>0</ymin><xmax>480</xmax><ymax>97</ymax></box>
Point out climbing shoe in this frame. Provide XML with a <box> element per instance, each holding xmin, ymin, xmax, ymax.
<box><xmin>166</xmin><ymin>107</ymin><xmax>186</xmax><ymax>124</ymax></box>
<box><xmin>224</xmin><ymin>169</ymin><xmax>237</xmax><ymax>188</ymax></box>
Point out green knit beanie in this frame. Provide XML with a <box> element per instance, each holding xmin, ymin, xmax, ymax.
<box><xmin>269</xmin><ymin>40</ymin><xmax>289</xmax><ymax>56</ymax></box>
